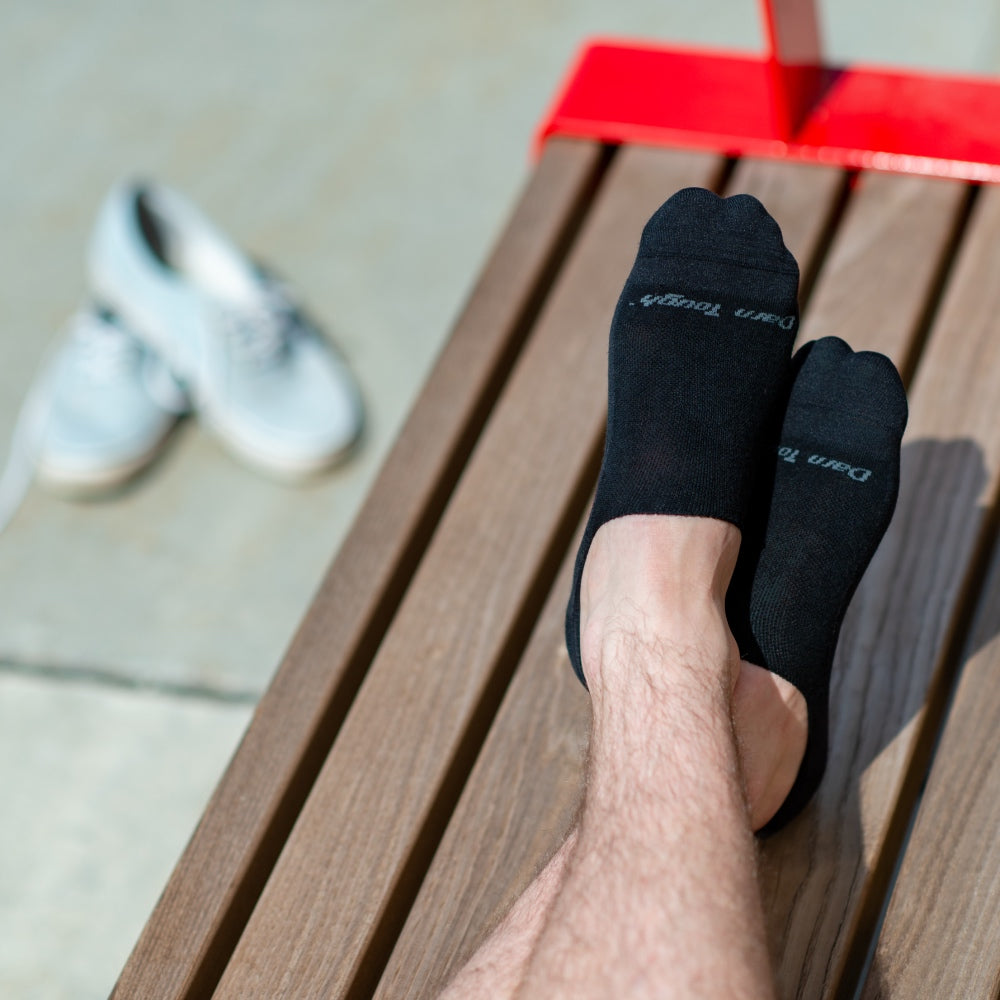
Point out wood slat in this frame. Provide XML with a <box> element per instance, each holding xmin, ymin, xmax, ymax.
<box><xmin>372</xmin><ymin>157</ymin><xmax>851</xmax><ymax>998</ymax></box>
<box><xmin>109</xmin><ymin>137</ymin><xmax>607</xmax><ymax>1000</ymax></box>
<box><xmin>799</xmin><ymin>170</ymin><xmax>970</xmax><ymax>371</ymax></box>
<box><xmin>858</xmin><ymin>553</ymin><xmax>1000</xmax><ymax>999</ymax></box>
<box><xmin>210</xmin><ymin>146</ymin><xmax>726</xmax><ymax>1000</ymax></box>
<box><xmin>857</xmin><ymin>234</ymin><xmax>1000</xmax><ymax>1000</ymax></box>
<box><xmin>761</xmin><ymin>181</ymin><xmax>1000</xmax><ymax>1000</ymax></box>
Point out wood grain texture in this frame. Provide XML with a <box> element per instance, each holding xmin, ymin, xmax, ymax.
<box><xmin>856</xmin><ymin>192</ymin><xmax>1000</xmax><ymax>1000</ymax></box>
<box><xmin>109</xmin><ymin>138</ymin><xmax>606</xmax><ymax>1000</ymax></box>
<box><xmin>209</xmin><ymin>146</ymin><xmax>725</xmax><ymax>1000</ymax></box>
<box><xmin>799</xmin><ymin>171</ymin><xmax>969</xmax><ymax>370</ymax></box>
<box><xmin>373</xmin><ymin>518</ymin><xmax>590</xmax><ymax>1000</ymax></box>
<box><xmin>371</xmin><ymin>157</ymin><xmax>850</xmax><ymax>1000</ymax></box>
<box><xmin>858</xmin><ymin>541</ymin><xmax>1000</xmax><ymax>1000</ymax></box>
<box><xmin>761</xmin><ymin>182</ymin><xmax>1000</xmax><ymax>1000</ymax></box>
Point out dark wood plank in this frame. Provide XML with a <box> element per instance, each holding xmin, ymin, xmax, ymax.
<box><xmin>856</xmin><ymin>225</ymin><xmax>1000</xmax><ymax>1000</ymax></box>
<box><xmin>209</xmin><ymin>146</ymin><xmax>726</xmax><ymax>1000</ymax></box>
<box><xmin>372</xmin><ymin>156</ymin><xmax>850</xmax><ymax>999</ymax></box>
<box><xmin>799</xmin><ymin>170</ymin><xmax>969</xmax><ymax>371</ymax></box>
<box><xmin>109</xmin><ymin>138</ymin><xmax>607</xmax><ymax>1000</ymax></box>
<box><xmin>761</xmin><ymin>182</ymin><xmax>1000</xmax><ymax>1000</ymax></box>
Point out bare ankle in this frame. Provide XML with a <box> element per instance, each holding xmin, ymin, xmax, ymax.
<box><xmin>578</xmin><ymin>515</ymin><xmax>741</xmax><ymax>696</ymax></box>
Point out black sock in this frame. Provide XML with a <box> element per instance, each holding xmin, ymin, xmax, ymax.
<box><xmin>727</xmin><ymin>337</ymin><xmax>908</xmax><ymax>836</ymax></box>
<box><xmin>566</xmin><ymin>187</ymin><xmax>800</xmax><ymax>685</ymax></box>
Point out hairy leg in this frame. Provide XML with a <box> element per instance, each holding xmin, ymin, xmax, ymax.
<box><xmin>517</xmin><ymin>515</ymin><xmax>775</xmax><ymax>1000</ymax></box>
<box><xmin>439</xmin><ymin>661</ymin><xmax>803</xmax><ymax>1000</ymax></box>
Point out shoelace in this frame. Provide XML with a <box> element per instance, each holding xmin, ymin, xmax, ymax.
<box><xmin>220</xmin><ymin>284</ymin><xmax>300</xmax><ymax>369</ymax></box>
<box><xmin>74</xmin><ymin>313</ymin><xmax>141</xmax><ymax>381</ymax></box>
<box><xmin>0</xmin><ymin>345</ymin><xmax>60</xmax><ymax>536</ymax></box>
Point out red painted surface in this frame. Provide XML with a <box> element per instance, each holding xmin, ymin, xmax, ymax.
<box><xmin>535</xmin><ymin>1</ymin><xmax>1000</xmax><ymax>182</ymax></box>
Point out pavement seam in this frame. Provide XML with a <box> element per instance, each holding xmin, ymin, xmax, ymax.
<box><xmin>0</xmin><ymin>657</ymin><xmax>259</xmax><ymax>705</ymax></box>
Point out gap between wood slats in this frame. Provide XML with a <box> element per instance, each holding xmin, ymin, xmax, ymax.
<box><xmin>109</xmin><ymin>137</ymin><xmax>610</xmax><ymax>1000</ymax></box>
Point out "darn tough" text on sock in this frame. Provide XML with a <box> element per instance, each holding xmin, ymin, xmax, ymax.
<box><xmin>778</xmin><ymin>446</ymin><xmax>872</xmax><ymax>482</ymax></box>
<box><xmin>636</xmin><ymin>293</ymin><xmax>795</xmax><ymax>330</ymax></box>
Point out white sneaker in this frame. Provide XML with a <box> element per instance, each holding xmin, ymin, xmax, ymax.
<box><xmin>87</xmin><ymin>180</ymin><xmax>363</xmax><ymax>478</ymax></box>
<box><xmin>0</xmin><ymin>307</ymin><xmax>187</xmax><ymax>530</ymax></box>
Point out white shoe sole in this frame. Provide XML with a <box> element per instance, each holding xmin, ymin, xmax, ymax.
<box><xmin>201</xmin><ymin>411</ymin><xmax>361</xmax><ymax>481</ymax></box>
<box><xmin>34</xmin><ymin>426</ymin><xmax>178</xmax><ymax>497</ymax></box>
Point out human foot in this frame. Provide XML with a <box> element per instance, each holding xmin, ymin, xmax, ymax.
<box><xmin>566</xmin><ymin>187</ymin><xmax>799</xmax><ymax>686</ymax></box>
<box><xmin>727</xmin><ymin>337</ymin><xmax>908</xmax><ymax>834</ymax></box>
<box><xmin>732</xmin><ymin>661</ymin><xmax>808</xmax><ymax>830</ymax></box>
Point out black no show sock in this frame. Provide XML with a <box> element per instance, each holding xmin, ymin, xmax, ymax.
<box><xmin>727</xmin><ymin>337</ymin><xmax>908</xmax><ymax>836</ymax></box>
<box><xmin>566</xmin><ymin>187</ymin><xmax>800</xmax><ymax>685</ymax></box>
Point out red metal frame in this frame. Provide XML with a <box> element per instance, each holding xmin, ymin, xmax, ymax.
<box><xmin>536</xmin><ymin>0</ymin><xmax>1000</xmax><ymax>182</ymax></box>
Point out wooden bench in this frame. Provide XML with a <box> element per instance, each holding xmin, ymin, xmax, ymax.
<box><xmin>110</xmin><ymin>3</ymin><xmax>1000</xmax><ymax>990</ymax></box>
<box><xmin>108</xmin><ymin>136</ymin><xmax>1000</xmax><ymax>1000</ymax></box>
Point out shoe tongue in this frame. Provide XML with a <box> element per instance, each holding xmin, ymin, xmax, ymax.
<box><xmin>177</xmin><ymin>226</ymin><xmax>261</xmax><ymax>304</ymax></box>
